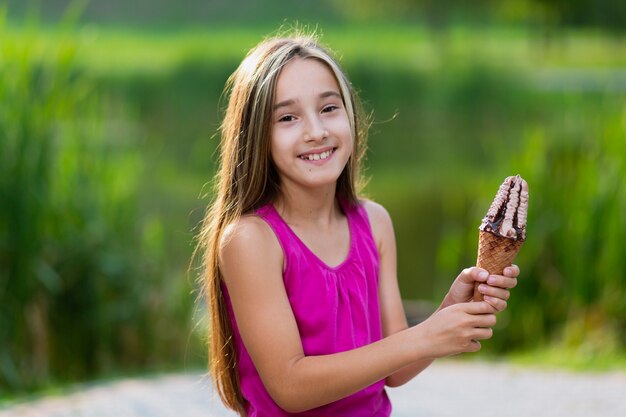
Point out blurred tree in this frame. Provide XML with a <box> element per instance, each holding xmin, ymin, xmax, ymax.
<box><xmin>532</xmin><ymin>0</ymin><xmax>626</xmax><ymax>30</ymax></box>
<box><xmin>330</xmin><ymin>0</ymin><xmax>626</xmax><ymax>31</ymax></box>
<box><xmin>6</xmin><ymin>0</ymin><xmax>625</xmax><ymax>30</ymax></box>
<box><xmin>4</xmin><ymin>0</ymin><xmax>343</xmax><ymax>26</ymax></box>
<box><xmin>330</xmin><ymin>0</ymin><xmax>497</xmax><ymax>28</ymax></box>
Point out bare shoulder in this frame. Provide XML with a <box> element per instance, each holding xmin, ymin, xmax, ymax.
<box><xmin>362</xmin><ymin>199</ymin><xmax>392</xmax><ymax>224</ymax></box>
<box><xmin>219</xmin><ymin>214</ymin><xmax>283</xmax><ymax>282</ymax></box>
<box><xmin>361</xmin><ymin>199</ymin><xmax>395</xmax><ymax>247</ymax></box>
<box><xmin>221</xmin><ymin>214</ymin><xmax>274</xmax><ymax>248</ymax></box>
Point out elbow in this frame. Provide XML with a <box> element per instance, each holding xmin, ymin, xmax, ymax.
<box><xmin>385</xmin><ymin>375</ymin><xmax>407</xmax><ymax>388</ymax></box>
<box><xmin>280</xmin><ymin>403</ymin><xmax>309</xmax><ymax>414</ymax></box>
<box><xmin>271</xmin><ymin>391</ymin><xmax>310</xmax><ymax>414</ymax></box>
<box><xmin>266</xmin><ymin>383</ymin><xmax>311</xmax><ymax>413</ymax></box>
<box><xmin>265</xmin><ymin>357</ymin><xmax>315</xmax><ymax>413</ymax></box>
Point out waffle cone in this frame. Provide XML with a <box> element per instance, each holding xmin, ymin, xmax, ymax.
<box><xmin>473</xmin><ymin>231</ymin><xmax>523</xmax><ymax>301</ymax></box>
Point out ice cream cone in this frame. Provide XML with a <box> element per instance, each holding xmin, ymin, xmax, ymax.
<box><xmin>473</xmin><ymin>231</ymin><xmax>523</xmax><ymax>301</ymax></box>
<box><xmin>473</xmin><ymin>175</ymin><xmax>528</xmax><ymax>302</ymax></box>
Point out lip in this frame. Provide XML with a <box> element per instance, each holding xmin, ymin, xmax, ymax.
<box><xmin>298</xmin><ymin>146</ymin><xmax>337</xmax><ymax>165</ymax></box>
<box><xmin>298</xmin><ymin>146</ymin><xmax>336</xmax><ymax>158</ymax></box>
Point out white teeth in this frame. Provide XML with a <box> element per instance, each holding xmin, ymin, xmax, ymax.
<box><xmin>301</xmin><ymin>149</ymin><xmax>333</xmax><ymax>161</ymax></box>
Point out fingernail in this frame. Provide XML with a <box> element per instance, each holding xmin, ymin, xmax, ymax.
<box><xmin>487</xmin><ymin>276</ymin><xmax>497</xmax><ymax>284</ymax></box>
<box><xmin>479</xmin><ymin>271</ymin><xmax>489</xmax><ymax>280</ymax></box>
<box><xmin>478</xmin><ymin>284</ymin><xmax>488</xmax><ymax>292</ymax></box>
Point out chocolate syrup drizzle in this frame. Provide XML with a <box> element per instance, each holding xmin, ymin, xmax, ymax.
<box><xmin>479</xmin><ymin>175</ymin><xmax>528</xmax><ymax>241</ymax></box>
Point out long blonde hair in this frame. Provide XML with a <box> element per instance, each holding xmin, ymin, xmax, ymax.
<box><xmin>197</xmin><ymin>33</ymin><xmax>368</xmax><ymax>415</ymax></box>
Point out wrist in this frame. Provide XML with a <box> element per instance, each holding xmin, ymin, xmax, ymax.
<box><xmin>408</xmin><ymin>321</ymin><xmax>437</xmax><ymax>362</ymax></box>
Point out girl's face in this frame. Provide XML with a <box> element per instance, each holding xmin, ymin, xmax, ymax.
<box><xmin>270</xmin><ymin>57</ymin><xmax>353</xmax><ymax>193</ymax></box>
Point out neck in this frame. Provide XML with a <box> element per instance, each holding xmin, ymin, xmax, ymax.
<box><xmin>274</xmin><ymin>183</ymin><xmax>340</xmax><ymax>227</ymax></box>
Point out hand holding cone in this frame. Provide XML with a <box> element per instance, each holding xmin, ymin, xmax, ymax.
<box><xmin>474</xmin><ymin>175</ymin><xmax>529</xmax><ymax>302</ymax></box>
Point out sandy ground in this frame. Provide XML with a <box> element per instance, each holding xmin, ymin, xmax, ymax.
<box><xmin>2</xmin><ymin>360</ymin><xmax>625</xmax><ymax>417</ymax></box>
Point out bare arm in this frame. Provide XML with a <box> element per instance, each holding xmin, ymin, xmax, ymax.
<box><xmin>219</xmin><ymin>216</ymin><xmax>496</xmax><ymax>413</ymax></box>
<box><xmin>364</xmin><ymin>201</ymin><xmax>520</xmax><ymax>387</ymax></box>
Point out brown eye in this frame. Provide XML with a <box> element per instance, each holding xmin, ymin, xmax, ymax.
<box><xmin>278</xmin><ymin>115</ymin><xmax>295</xmax><ymax>122</ymax></box>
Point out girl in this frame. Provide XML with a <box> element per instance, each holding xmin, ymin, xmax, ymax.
<box><xmin>198</xmin><ymin>33</ymin><xmax>520</xmax><ymax>416</ymax></box>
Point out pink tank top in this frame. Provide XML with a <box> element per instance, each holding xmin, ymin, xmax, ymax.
<box><xmin>223</xmin><ymin>199</ymin><xmax>392</xmax><ymax>417</ymax></box>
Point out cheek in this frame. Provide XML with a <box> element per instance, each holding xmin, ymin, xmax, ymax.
<box><xmin>332</xmin><ymin>115</ymin><xmax>353</xmax><ymax>143</ymax></box>
<box><xmin>337</xmin><ymin>122</ymin><xmax>354</xmax><ymax>154</ymax></box>
<box><xmin>269</xmin><ymin>142</ymin><xmax>281</xmax><ymax>167</ymax></box>
<box><xmin>270</xmin><ymin>132</ymin><xmax>291</xmax><ymax>166</ymax></box>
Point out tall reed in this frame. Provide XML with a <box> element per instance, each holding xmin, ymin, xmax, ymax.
<box><xmin>0</xmin><ymin>13</ymin><xmax>194</xmax><ymax>393</ymax></box>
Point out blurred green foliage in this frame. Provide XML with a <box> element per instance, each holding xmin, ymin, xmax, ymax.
<box><xmin>1</xmin><ymin>1</ymin><xmax>625</xmax><ymax>394</ymax></box>
<box><xmin>0</xmin><ymin>13</ymin><xmax>195</xmax><ymax>394</ymax></box>
<box><xmin>5</xmin><ymin>0</ymin><xmax>626</xmax><ymax>30</ymax></box>
<box><xmin>434</xmin><ymin>97</ymin><xmax>626</xmax><ymax>356</ymax></box>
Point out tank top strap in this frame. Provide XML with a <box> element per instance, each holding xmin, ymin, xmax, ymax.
<box><xmin>255</xmin><ymin>199</ymin><xmax>378</xmax><ymax>272</ymax></box>
<box><xmin>341</xmin><ymin>199</ymin><xmax>379</xmax><ymax>263</ymax></box>
<box><xmin>341</xmin><ymin>199</ymin><xmax>371</xmax><ymax>232</ymax></box>
<box><xmin>255</xmin><ymin>200</ymin><xmax>371</xmax><ymax>249</ymax></box>
<box><xmin>254</xmin><ymin>204</ymin><xmax>302</xmax><ymax>264</ymax></box>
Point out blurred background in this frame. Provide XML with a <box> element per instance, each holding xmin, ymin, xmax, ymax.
<box><xmin>1</xmin><ymin>0</ymin><xmax>625</xmax><ymax>399</ymax></box>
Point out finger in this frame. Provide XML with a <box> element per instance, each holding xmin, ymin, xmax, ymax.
<box><xmin>472</xmin><ymin>327</ymin><xmax>494</xmax><ymax>341</ymax></box>
<box><xmin>503</xmin><ymin>264</ymin><xmax>520</xmax><ymax>277</ymax></box>
<box><xmin>472</xmin><ymin>312</ymin><xmax>497</xmax><ymax>327</ymax></box>
<box><xmin>487</xmin><ymin>274</ymin><xmax>518</xmax><ymax>289</ymax></box>
<box><xmin>461</xmin><ymin>267</ymin><xmax>489</xmax><ymax>284</ymax></box>
<box><xmin>477</xmin><ymin>284</ymin><xmax>510</xmax><ymax>301</ymax></box>
<box><xmin>483</xmin><ymin>295</ymin><xmax>507</xmax><ymax>312</ymax></box>
<box><xmin>468</xmin><ymin>340</ymin><xmax>482</xmax><ymax>352</ymax></box>
<box><xmin>462</xmin><ymin>301</ymin><xmax>496</xmax><ymax>315</ymax></box>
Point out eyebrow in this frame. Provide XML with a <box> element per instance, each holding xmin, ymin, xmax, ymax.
<box><xmin>273</xmin><ymin>90</ymin><xmax>342</xmax><ymax>111</ymax></box>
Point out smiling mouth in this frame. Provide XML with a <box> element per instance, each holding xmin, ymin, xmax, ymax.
<box><xmin>299</xmin><ymin>148</ymin><xmax>336</xmax><ymax>161</ymax></box>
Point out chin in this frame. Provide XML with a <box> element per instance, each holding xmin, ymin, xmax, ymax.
<box><xmin>299</xmin><ymin>172</ymin><xmax>343</xmax><ymax>189</ymax></box>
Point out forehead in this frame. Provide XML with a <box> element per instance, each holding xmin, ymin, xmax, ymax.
<box><xmin>274</xmin><ymin>57</ymin><xmax>340</xmax><ymax>101</ymax></box>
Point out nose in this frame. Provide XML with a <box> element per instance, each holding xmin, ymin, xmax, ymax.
<box><xmin>303</xmin><ymin>114</ymin><xmax>327</xmax><ymax>142</ymax></box>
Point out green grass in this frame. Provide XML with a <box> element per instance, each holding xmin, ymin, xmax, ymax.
<box><xmin>508</xmin><ymin>349</ymin><xmax>626</xmax><ymax>373</ymax></box>
<box><xmin>4</xmin><ymin>23</ymin><xmax>626</xmax><ymax>79</ymax></box>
